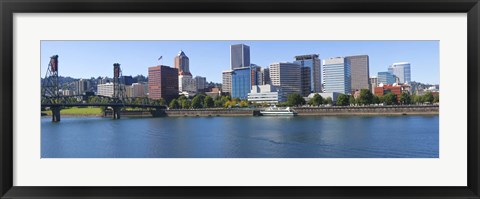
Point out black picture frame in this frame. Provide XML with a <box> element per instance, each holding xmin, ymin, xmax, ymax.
<box><xmin>1</xmin><ymin>0</ymin><xmax>479</xmax><ymax>198</ymax></box>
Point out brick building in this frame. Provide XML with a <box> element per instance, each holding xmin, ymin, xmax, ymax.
<box><xmin>148</xmin><ymin>65</ymin><xmax>178</xmax><ymax>102</ymax></box>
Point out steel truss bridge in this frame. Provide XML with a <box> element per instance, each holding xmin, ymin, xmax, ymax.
<box><xmin>41</xmin><ymin>55</ymin><xmax>166</xmax><ymax>122</ymax></box>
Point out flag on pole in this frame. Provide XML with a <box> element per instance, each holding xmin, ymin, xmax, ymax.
<box><xmin>158</xmin><ymin>56</ymin><xmax>163</xmax><ymax>60</ymax></box>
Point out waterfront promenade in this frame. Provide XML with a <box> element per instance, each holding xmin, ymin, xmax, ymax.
<box><xmin>99</xmin><ymin>105</ymin><xmax>439</xmax><ymax>117</ymax></box>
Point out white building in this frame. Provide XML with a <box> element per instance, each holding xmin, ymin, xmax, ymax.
<box><xmin>369</xmin><ymin>76</ymin><xmax>378</xmax><ymax>93</ymax></box>
<box><xmin>126</xmin><ymin>83</ymin><xmax>146</xmax><ymax>98</ymax></box>
<box><xmin>323</xmin><ymin>57</ymin><xmax>351</xmax><ymax>94</ymax></box>
<box><xmin>388</xmin><ymin>62</ymin><xmax>411</xmax><ymax>84</ymax></box>
<box><xmin>248</xmin><ymin>84</ymin><xmax>282</xmax><ymax>104</ymax></box>
<box><xmin>178</xmin><ymin>75</ymin><xmax>196</xmax><ymax>94</ymax></box>
<box><xmin>97</xmin><ymin>82</ymin><xmax>114</xmax><ymax>97</ymax></box>
<box><xmin>222</xmin><ymin>70</ymin><xmax>233</xmax><ymax>94</ymax></box>
<box><xmin>307</xmin><ymin>92</ymin><xmax>341</xmax><ymax>103</ymax></box>
<box><xmin>75</xmin><ymin>78</ymin><xmax>90</xmax><ymax>95</ymax></box>
<box><xmin>194</xmin><ymin>76</ymin><xmax>207</xmax><ymax>92</ymax></box>
<box><xmin>62</xmin><ymin>89</ymin><xmax>74</xmax><ymax>96</ymax></box>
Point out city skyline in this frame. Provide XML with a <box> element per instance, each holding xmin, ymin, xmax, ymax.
<box><xmin>41</xmin><ymin>40</ymin><xmax>439</xmax><ymax>84</ymax></box>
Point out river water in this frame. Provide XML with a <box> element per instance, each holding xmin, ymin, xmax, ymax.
<box><xmin>41</xmin><ymin>115</ymin><xmax>439</xmax><ymax>158</ymax></box>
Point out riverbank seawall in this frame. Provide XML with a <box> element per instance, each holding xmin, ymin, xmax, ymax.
<box><xmin>166</xmin><ymin>109</ymin><xmax>254</xmax><ymax>117</ymax></box>
<box><xmin>103</xmin><ymin>105</ymin><xmax>438</xmax><ymax>117</ymax></box>
<box><xmin>294</xmin><ymin>105</ymin><xmax>438</xmax><ymax>116</ymax></box>
<box><xmin>167</xmin><ymin>106</ymin><xmax>438</xmax><ymax>116</ymax></box>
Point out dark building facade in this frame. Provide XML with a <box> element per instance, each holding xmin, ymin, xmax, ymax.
<box><xmin>300</xmin><ymin>67</ymin><xmax>311</xmax><ymax>97</ymax></box>
<box><xmin>148</xmin><ymin>65</ymin><xmax>178</xmax><ymax>102</ymax></box>
<box><xmin>294</xmin><ymin>54</ymin><xmax>321</xmax><ymax>93</ymax></box>
<box><xmin>262</xmin><ymin>68</ymin><xmax>270</xmax><ymax>85</ymax></box>
<box><xmin>346</xmin><ymin>55</ymin><xmax>370</xmax><ymax>93</ymax></box>
<box><xmin>122</xmin><ymin>75</ymin><xmax>134</xmax><ymax>86</ymax></box>
<box><xmin>230</xmin><ymin>44</ymin><xmax>250</xmax><ymax>70</ymax></box>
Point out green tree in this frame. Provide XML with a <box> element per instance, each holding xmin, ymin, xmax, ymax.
<box><xmin>169</xmin><ymin>99</ymin><xmax>179</xmax><ymax>109</ymax></box>
<box><xmin>224</xmin><ymin>100</ymin><xmax>233</xmax><ymax>108</ymax></box>
<box><xmin>287</xmin><ymin>93</ymin><xmax>306</xmax><ymax>107</ymax></box>
<box><xmin>383</xmin><ymin>93</ymin><xmax>397</xmax><ymax>105</ymax></box>
<box><xmin>177</xmin><ymin>95</ymin><xmax>187</xmax><ymax>101</ymax></box>
<box><xmin>133</xmin><ymin>97</ymin><xmax>143</xmax><ymax>105</ymax></box>
<box><xmin>191</xmin><ymin>95</ymin><xmax>204</xmax><ymax>109</ymax></box>
<box><xmin>413</xmin><ymin>95</ymin><xmax>424</xmax><ymax>104</ymax></box>
<box><xmin>221</xmin><ymin>95</ymin><xmax>231</xmax><ymax>102</ymax></box>
<box><xmin>204</xmin><ymin>96</ymin><xmax>214</xmax><ymax>108</ymax></box>
<box><xmin>336</xmin><ymin>94</ymin><xmax>349</xmax><ymax>106</ymax></box>
<box><xmin>214</xmin><ymin>98</ymin><xmax>223</xmax><ymax>107</ymax></box>
<box><xmin>181</xmin><ymin>99</ymin><xmax>191</xmax><ymax>109</ymax></box>
<box><xmin>399</xmin><ymin>93</ymin><xmax>411</xmax><ymax>105</ymax></box>
<box><xmin>151</xmin><ymin>99</ymin><xmax>165</xmax><ymax>106</ymax></box>
<box><xmin>309</xmin><ymin>93</ymin><xmax>323</xmax><ymax>106</ymax></box>
<box><xmin>433</xmin><ymin>94</ymin><xmax>439</xmax><ymax>103</ymax></box>
<box><xmin>423</xmin><ymin>92</ymin><xmax>434</xmax><ymax>104</ymax></box>
<box><xmin>358</xmin><ymin>89</ymin><xmax>373</xmax><ymax>105</ymax></box>
<box><xmin>239</xmin><ymin>100</ymin><xmax>249</xmax><ymax>107</ymax></box>
<box><xmin>372</xmin><ymin>95</ymin><xmax>380</xmax><ymax>104</ymax></box>
<box><xmin>324</xmin><ymin>97</ymin><xmax>333</xmax><ymax>105</ymax></box>
<box><xmin>349</xmin><ymin>95</ymin><xmax>356</xmax><ymax>106</ymax></box>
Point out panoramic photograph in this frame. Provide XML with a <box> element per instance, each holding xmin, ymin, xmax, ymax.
<box><xmin>41</xmin><ymin>40</ymin><xmax>439</xmax><ymax>158</ymax></box>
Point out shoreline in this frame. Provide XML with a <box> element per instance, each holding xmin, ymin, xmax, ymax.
<box><xmin>41</xmin><ymin>113</ymin><xmax>439</xmax><ymax>119</ymax></box>
<box><xmin>42</xmin><ymin>111</ymin><xmax>439</xmax><ymax>118</ymax></box>
<box><xmin>42</xmin><ymin>105</ymin><xmax>439</xmax><ymax>118</ymax></box>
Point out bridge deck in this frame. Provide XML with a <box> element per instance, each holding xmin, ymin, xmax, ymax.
<box><xmin>41</xmin><ymin>103</ymin><xmax>166</xmax><ymax>109</ymax></box>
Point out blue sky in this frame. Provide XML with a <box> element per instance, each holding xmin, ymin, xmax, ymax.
<box><xmin>41</xmin><ymin>40</ymin><xmax>439</xmax><ymax>84</ymax></box>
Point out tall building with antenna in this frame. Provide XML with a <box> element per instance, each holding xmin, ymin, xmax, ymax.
<box><xmin>174</xmin><ymin>50</ymin><xmax>191</xmax><ymax>76</ymax></box>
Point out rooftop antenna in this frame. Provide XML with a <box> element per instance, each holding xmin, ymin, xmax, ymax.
<box><xmin>158</xmin><ymin>56</ymin><xmax>163</xmax><ymax>66</ymax></box>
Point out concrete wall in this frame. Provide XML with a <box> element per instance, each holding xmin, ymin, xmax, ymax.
<box><xmin>105</xmin><ymin>105</ymin><xmax>439</xmax><ymax>117</ymax></box>
<box><xmin>166</xmin><ymin>109</ymin><xmax>253</xmax><ymax>117</ymax></box>
<box><xmin>295</xmin><ymin>105</ymin><xmax>438</xmax><ymax>115</ymax></box>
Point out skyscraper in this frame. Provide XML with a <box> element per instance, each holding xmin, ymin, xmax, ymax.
<box><xmin>261</xmin><ymin>68</ymin><xmax>270</xmax><ymax>85</ymax></box>
<box><xmin>346</xmin><ymin>55</ymin><xmax>370</xmax><ymax>92</ymax></box>
<box><xmin>175</xmin><ymin>51</ymin><xmax>194</xmax><ymax>93</ymax></box>
<box><xmin>322</xmin><ymin>57</ymin><xmax>351</xmax><ymax>94</ymax></box>
<box><xmin>231</xmin><ymin>67</ymin><xmax>251</xmax><ymax>100</ymax></box>
<box><xmin>230</xmin><ymin>44</ymin><xmax>250</xmax><ymax>70</ymax></box>
<box><xmin>377</xmin><ymin>72</ymin><xmax>395</xmax><ymax>84</ymax></box>
<box><xmin>269</xmin><ymin>62</ymin><xmax>301</xmax><ymax>101</ymax></box>
<box><xmin>293</xmin><ymin>54</ymin><xmax>321</xmax><ymax>93</ymax></box>
<box><xmin>194</xmin><ymin>76</ymin><xmax>207</xmax><ymax>93</ymax></box>
<box><xmin>300</xmin><ymin>67</ymin><xmax>311</xmax><ymax>97</ymax></box>
<box><xmin>388</xmin><ymin>62</ymin><xmax>411</xmax><ymax>84</ymax></box>
<box><xmin>222</xmin><ymin>70</ymin><xmax>233</xmax><ymax>94</ymax></box>
<box><xmin>250</xmin><ymin>64</ymin><xmax>262</xmax><ymax>86</ymax></box>
<box><xmin>75</xmin><ymin>79</ymin><xmax>90</xmax><ymax>95</ymax></box>
<box><xmin>174</xmin><ymin>50</ymin><xmax>191</xmax><ymax>76</ymax></box>
<box><xmin>148</xmin><ymin>65</ymin><xmax>179</xmax><ymax>102</ymax></box>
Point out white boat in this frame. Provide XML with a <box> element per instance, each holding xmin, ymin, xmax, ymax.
<box><xmin>260</xmin><ymin>106</ymin><xmax>297</xmax><ymax>116</ymax></box>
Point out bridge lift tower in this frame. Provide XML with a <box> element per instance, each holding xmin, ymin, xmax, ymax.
<box><xmin>41</xmin><ymin>55</ymin><xmax>61</xmax><ymax>122</ymax></box>
<box><xmin>42</xmin><ymin>55</ymin><xmax>60</xmax><ymax>98</ymax></box>
<box><xmin>112</xmin><ymin>63</ymin><xmax>126</xmax><ymax>119</ymax></box>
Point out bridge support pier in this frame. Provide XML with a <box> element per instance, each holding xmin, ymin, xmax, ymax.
<box><xmin>51</xmin><ymin>107</ymin><xmax>61</xmax><ymax>122</ymax></box>
<box><xmin>112</xmin><ymin>107</ymin><xmax>121</xmax><ymax>119</ymax></box>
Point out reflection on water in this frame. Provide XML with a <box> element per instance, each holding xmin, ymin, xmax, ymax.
<box><xmin>41</xmin><ymin>115</ymin><xmax>439</xmax><ymax>158</ymax></box>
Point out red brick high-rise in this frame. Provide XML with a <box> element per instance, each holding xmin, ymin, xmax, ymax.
<box><xmin>148</xmin><ymin>65</ymin><xmax>178</xmax><ymax>102</ymax></box>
